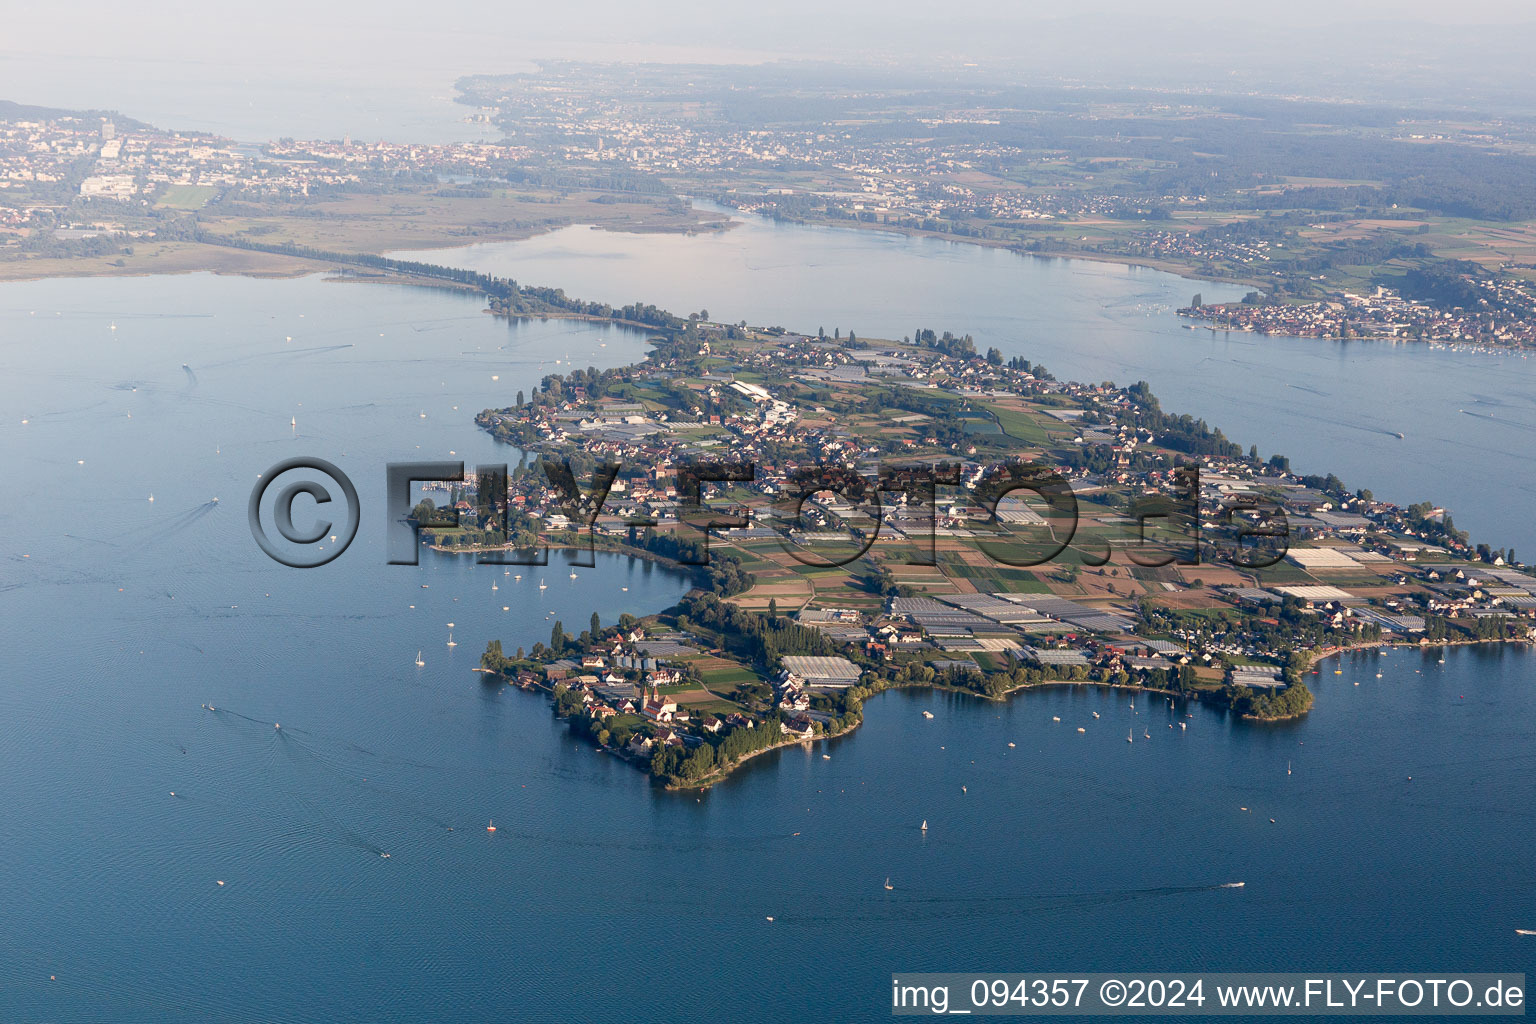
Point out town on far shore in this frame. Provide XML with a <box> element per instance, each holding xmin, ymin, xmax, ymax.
<box><xmin>394</xmin><ymin>314</ymin><xmax>1536</xmax><ymax>789</ymax></box>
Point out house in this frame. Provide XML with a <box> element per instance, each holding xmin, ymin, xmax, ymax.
<box><xmin>627</xmin><ymin>733</ymin><xmax>654</xmax><ymax>756</ymax></box>
<box><xmin>777</xmin><ymin>688</ymin><xmax>810</xmax><ymax>712</ymax></box>
<box><xmin>782</xmin><ymin>715</ymin><xmax>816</xmax><ymax>739</ymax></box>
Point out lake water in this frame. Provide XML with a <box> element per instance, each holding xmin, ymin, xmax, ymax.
<box><xmin>395</xmin><ymin>206</ymin><xmax>1536</xmax><ymax>558</ymax></box>
<box><xmin>1</xmin><ymin>266</ymin><xmax>1533</xmax><ymax>1022</ymax></box>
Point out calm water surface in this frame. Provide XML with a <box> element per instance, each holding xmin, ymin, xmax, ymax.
<box><xmin>397</xmin><ymin>206</ymin><xmax>1536</xmax><ymax>556</ymax></box>
<box><xmin>0</xmin><ymin>272</ymin><xmax>1532</xmax><ymax>1023</ymax></box>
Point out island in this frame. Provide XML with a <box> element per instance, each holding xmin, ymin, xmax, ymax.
<box><xmin>391</xmin><ymin>301</ymin><xmax>1536</xmax><ymax>789</ymax></box>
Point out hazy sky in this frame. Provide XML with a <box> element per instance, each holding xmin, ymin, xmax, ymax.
<box><xmin>4</xmin><ymin>1</ymin><xmax>1533</xmax><ymax>140</ymax></box>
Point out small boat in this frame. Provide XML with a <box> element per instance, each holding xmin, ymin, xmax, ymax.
<box><xmin>821</xmin><ymin>754</ymin><xmax>830</xmax><ymax>760</ymax></box>
<box><xmin>765</xmin><ymin>916</ymin><xmax>774</xmax><ymax>922</ymax></box>
<box><xmin>1221</xmin><ymin>881</ymin><xmax>1245</xmax><ymax>888</ymax></box>
<box><xmin>514</xmin><ymin>574</ymin><xmax>521</xmax><ymax>580</ymax></box>
<box><xmin>1179</xmin><ymin>722</ymin><xmax>1187</xmax><ymax>730</ymax></box>
<box><xmin>1516</xmin><ymin>929</ymin><xmax>1535</xmax><ymax>936</ymax></box>
<box><xmin>1051</xmin><ymin>716</ymin><xmax>1060</xmax><ymax>722</ymax></box>
<box><xmin>1091</xmin><ymin>711</ymin><xmax>1100</xmax><ymax>719</ymax></box>
<box><xmin>922</xmin><ymin>711</ymin><xmax>934</xmax><ymax>719</ymax></box>
<box><xmin>1007</xmin><ymin>742</ymin><xmax>1016</xmax><ymax>748</ymax></box>
<box><xmin>1376</xmin><ymin>672</ymin><xmax>1383</xmax><ymax>678</ymax></box>
<box><xmin>487</xmin><ymin>821</ymin><xmax>496</xmax><ymax>832</ymax></box>
<box><xmin>148</xmin><ymin>493</ymin><xmax>154</xmax><ymax>502</ymax></box>
<box><xmin>1077</xmin><ymin>727</ymin><xmax>1085</xmax><ymax>733</ymax></box>
<box><xmin>415</xmin><ymin>651</ymin><xmax>424</xmax><ymax>667</ymax></box>
<box><xmin>883</xmin><ymin>877</ymin><xmax>893</xmax><ymax>891</ymax></box>
<box><xmin>380</xmin><ymin>852</ymin><xmax>390</xmax><ymax>859</ymax></box>
<box><xmin>920</xmin><ymin>820</ymin><xmax>928</xmax><ymax>831</ymax></box>
<box><xmin>961</xmin><ymin>785</ymin><xmax>967</xmax><ymax>793</ymax></box>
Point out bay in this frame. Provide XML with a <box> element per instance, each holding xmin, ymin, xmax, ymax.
<box><xmin>395</xmin><ymin>205</ymin><xmax>1536</xmax><ymax>558</ymax></box>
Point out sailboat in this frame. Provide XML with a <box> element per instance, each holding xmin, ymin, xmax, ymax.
<box><xmin>1287</xmin><ymin>761</ymin><xmax>1292</xmax><ymax>775</ymax></box>
<box><xmin>486</xmin><ymin>820</ymin><xmax>496</xmax><ymax>833</ymax></box>
<box><xmin>883</xmin><ymin>877</ymin><xmax>893</xmax><ymax>891</ymax></box>
<box><xmin>920</xmin><ymin>820</ymin><xmax>928</xmax><ymax>832</ymax></box>
<box><xmin>415</xmin><ymin>650</ymin><xmax>424</xmax><ymax>667</ymax></box>
<box><xmin>538</xmin><ymin>578</ymin><xmax>547</xmax><ymax>590</ymax></box>
<box><xmin>446</xmin><ymin>632</ymin><xmax>457</xmax><ymax>647</ymax></box>
<box><xmin>1127</xmin><ymin>729</ymin><xmax>1134</xmax><ymax>744</ymax></box>
<box><xmin>569</xmin><ymin>571</ymin><xmax>579</xmax><ymax>580</ymax></box>
<box><xmin>492</xmin><ymin>581</ymin><xmax>498</xmax><ymax>591</ymax></box>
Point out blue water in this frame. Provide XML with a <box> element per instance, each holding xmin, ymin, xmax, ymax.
<box><xmin>1</xmin><ymin>272</ymin><xmax>1533</xmax><ymax>1022</ymax></box>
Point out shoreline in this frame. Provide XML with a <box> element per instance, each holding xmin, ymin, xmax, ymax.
<box><xmin>495</xmin><ymin>635</ymin><xmax>1531</xmax><ymax>792</ymax></box>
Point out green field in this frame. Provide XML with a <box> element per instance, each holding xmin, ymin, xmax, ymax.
<box><xmin>699</xmin><ymin>666</ymin><xmax>760</xmax><ymax>686</ymax></box>
<box><xmin>156</xmin><ymin>185</ymin><xmax>218</xmax><ymax>210</ymax></box>
<box><xmin>984</xmin><ymin>403</ymin><xmax>1051</xmax><ymax>445</ymax></box>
